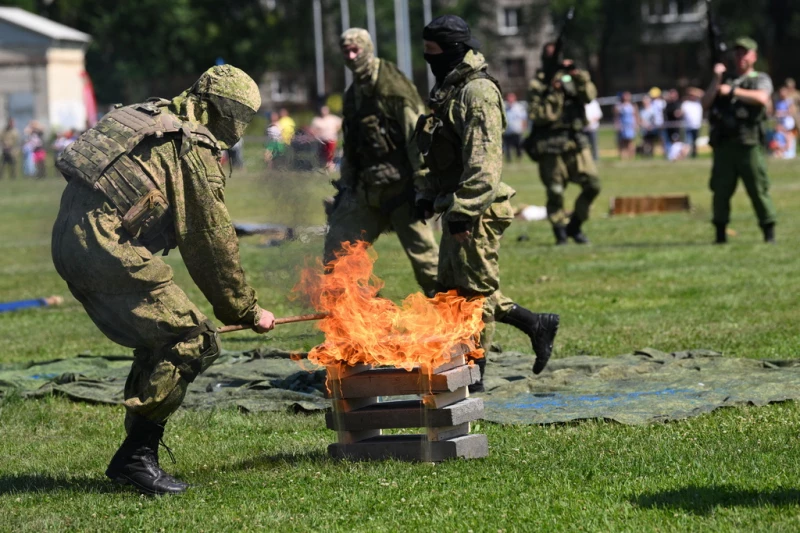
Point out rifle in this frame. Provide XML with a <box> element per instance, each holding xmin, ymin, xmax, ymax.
<box><xmin>542</xmin><ymin>7</ymin><xmax>575</xmax><ymax>86</ymax></box>
<box><xmin>705</xmin><ymin>0</ymin><xmax>732</xmax><ymax>117</ymax></box>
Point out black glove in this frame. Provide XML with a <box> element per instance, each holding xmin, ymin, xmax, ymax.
<box><xmin>448</xmin><ymin>220</ymin><xmax>469</xmax><ymax>235</ymax></box>
<box><xmin>414</xmin><ymin>199</ymin><xmax>434</xmax><ymax>222</ymax></box>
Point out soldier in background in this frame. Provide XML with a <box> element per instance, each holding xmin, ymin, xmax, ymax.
<box><xmin>702</xmin><ymin>37</ymin><xmax>777</xmax><ymax>243</ymax></box>
<box><xmin>52</xmin><ymin>65</ymin><xmax>276</xmax><ymax>495</ymax></box>
<box><xmin>324</xmin><ymin>28</ymin><xmax>439</xmax><ymax>296</ymax></box>
<box><xmin>0</xmin><ymin>118</ymin><xmax>19</xmax><ymax>179</ymax></box>
<box><xmin>416</xmin><ymin>15</ymin><xmax>559</xmax><ymax>389</ymax></box>
<box><xmin>526</xmin><ymin>43</ymin><xmax>601</xmax><ymax>245</ymax></box>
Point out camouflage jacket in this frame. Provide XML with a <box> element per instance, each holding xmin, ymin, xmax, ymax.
<box><xmin>415</xmin><ymin>51</ymin><xmax>514</xmax><ymax>224</ymax></box>
<box><xmin>58</xmin><ymin>101</ymin><xmax>260</xmax><ymax>327</ymax></box>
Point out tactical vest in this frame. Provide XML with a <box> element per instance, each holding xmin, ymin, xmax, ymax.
<box><xmin>416</xmin><ymin>70</ymin><xmax>502</xmax><ymax>194</ymax></box>
<box><xmin>709</xmin><ymin>71</ymin><xmax>769</xmax><ymax>147</ymax></box>
<box><xmin>342</xmin><ymin>61</ymin><xmax>419</xmax><ymax>188</ymax></box>
<box><xmin>56</xmin><ymin>99</ymin><xmax>220</xmax><ymax>253</ymax></box>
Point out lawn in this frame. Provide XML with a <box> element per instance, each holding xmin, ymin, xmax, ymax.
<box><xmin>1</xmin><ymin>145</ymin><xmax>799</xmax><ymax>532</ymax></box>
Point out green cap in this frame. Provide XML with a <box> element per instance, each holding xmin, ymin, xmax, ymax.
<box><xmin>734</xmin><ymin>37</ymin><xmax>758</xmax><ymax>52</ymax></box>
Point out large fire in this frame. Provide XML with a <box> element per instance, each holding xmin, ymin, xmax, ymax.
<box><xmin>295</xmin><ymin>241</ymin><xmax>485</xmax><ymax>371</ymax></box>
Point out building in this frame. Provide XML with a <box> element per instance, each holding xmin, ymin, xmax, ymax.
<box><xmin>0</xmin><ymin>7</ymin><xmax>91</xmax><ymax>132</ymax></box>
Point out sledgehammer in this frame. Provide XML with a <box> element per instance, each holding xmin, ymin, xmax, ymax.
<box><xmin>218</xmin><ymin>312</ymin><xmax>329</xmax><ymax>334</ymax></box>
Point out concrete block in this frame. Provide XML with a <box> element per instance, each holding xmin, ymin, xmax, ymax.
<box><xmin>427</xmin><ymin>422</ymin><xmax>470</xmax><ymax>442</ymax></box>
<box><xmin>423</xmin><ymin>386</ymin><xmax>468</xmax><ymax>409</ymax></box>
<box><xmin>336</xmin><ymin>429</ymin><xmax>381</xmax><ymax>444</ymax></box>
<box><xmin>330</xmin><ymin>396</ymin><xmax>378</xmax><ymax>413</ymax></box>
<box><xmin>325</xmin><ymin>397</ymin><xmax>484</xmax><ymax>431</ymax></box>
<box><xmin>333</xmin><ymin>365</ymin><xmax>479</xmax><ymax>399</ymax></box>
<box><xmin>328</xmin><ymin>433</ymin><xmax>488</xmax><ymax>462</ymax></box>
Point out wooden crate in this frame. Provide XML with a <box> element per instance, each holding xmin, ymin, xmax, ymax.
<box><xmin>326</xmin><ymin>348</ymin><xmax>488</xmax><ymax>462</ymax></box>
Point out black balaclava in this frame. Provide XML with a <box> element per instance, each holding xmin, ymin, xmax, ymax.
<box><xmin>423</xmin><ymin>15</ymin><xmax>481</xmax><ymax>85</ymax></box>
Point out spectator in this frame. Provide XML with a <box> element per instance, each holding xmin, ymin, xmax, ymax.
<box><xmin>614</xmin><ymin>91</ymin><xmax>638</xmax><ymax>160</ymax></box>
<box><xmin>52</xmin><ymin>129</ymin><xmax>75</xmax><ymax>161</ymax></box>
<box><xmin>228</xmin><ymin>138</ymin><xmax>245</xmax><ymax>169</ymax></box>
<box><xmin>277</xmin><ymin>108</ymin><xmax>296</xmax><ymax>145</ymax></box>
<box><xmin>773</xmin><ymin>86</ymin><xmax>797</xmax><ymax>159</ymax></box>
<box><xmin>681</xmin><ymin>88</ymin><xmax>704</xmax><ymax>158</ymax></box>
<box><xmin>785</xmin><ymin>78</ymin><xmax>800</xmax><ymax>114</ymax></box>
<box><xmin>264</xmin><ymin>112</ymin><xmax>287</xmax><ymax>168</ymax></box>
<box><xmin>0</xmin><ymin>118</ymin><xmax>19</xmax><ymax>179</ymax></box>
<box><xmin>310</xmin><ymin>105</ymin><xmax>342</xmax><ymax>171</ymax></box>
<box><xmin>584</xmin><ymin>98</ymin><xmax>603</xmax><ymax>161</ymax></box>
<box><xmin>638</xmin><ymin>95</ymin><xmax>660</xmax><ymax>157</ymax></box>
<box><xmin>649</xmin><ymin>87</ymin><xmax>667</xmax><ymax>155</ymax></box>
<box><xmin>23</xmin><ymin>121</ymin><xmax>46</xmax><ymax>178</ymax></box>
<box><xmin>664</xmin><ymin>89</ymin><xmax>682</xmax><ymax>153</ymax></box>
<box><xmin>502</xmin><ymin>93</ymin><xmax>527</xmax><ymax>163</ymax></box>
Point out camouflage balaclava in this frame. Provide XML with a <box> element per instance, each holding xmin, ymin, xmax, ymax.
<box><xmin>340</xmin><ymin>28</ymin><xmax>379</xmax><ymax>84</ymax></box>
<box><xmin>170</xmin><ymin>65</ymin><xmax>261</xmax><ymax>149</ymax></box>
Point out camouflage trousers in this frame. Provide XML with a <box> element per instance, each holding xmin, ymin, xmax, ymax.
<box><xmin>324</xmin><ymin>183</ymin><xmax>439</xmax><ymax>294</ymax></box>
<box><xmin>51</xmin><ymin>183</ymin><xmax>219</xmax><ymax>433</ymax></box>
<box><xmin>438</xmin><ymin>199</ymin><xmax>516</xmax><ymax>349</ymax></box>
<box><xmin>537</xmin><ymin>147</ymin><xmax>601</xmax><ymax>225</ymax></box>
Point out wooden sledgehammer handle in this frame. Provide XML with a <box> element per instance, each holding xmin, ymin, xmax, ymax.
<box><xmin>218</xmin><ymin>313</ymin><xmax>329</xmax><ymax>334</ymax></box>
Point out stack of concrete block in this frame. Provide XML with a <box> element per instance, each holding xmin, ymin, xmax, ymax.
<box><xmin>325</xmin><ymin>348</ymin><xmax>488</xmax><ymax>462</ymax></box>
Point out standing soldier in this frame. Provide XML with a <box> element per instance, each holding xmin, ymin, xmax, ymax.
<box><xmin>702</xmin><ymin>37</ymin><xmax>777</xmax><ymax>244</ymax></box>
<box><xmin>526</xmin><ymin>43</ymin><xmax>601</xmax><ymax>245</ymax></box>
<box><xmin>52</xmin><ymin>65</ymin><xmax>276</xmax><ymax>495</ymax></box>
<box><xmin>324</xmin><ymin>28</ymin><xmax>439</xmax><ymax>296</ymax></box>
<box><xmin>416</xmin><ymin>15</ymin><xmax>559</xmax><ymax>389</ymax></box>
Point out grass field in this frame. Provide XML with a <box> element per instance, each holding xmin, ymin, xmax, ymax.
<box><xmin>1</xmin><ymin>145</ymin><xmax>799</xmax><ymax>531</ymax></box>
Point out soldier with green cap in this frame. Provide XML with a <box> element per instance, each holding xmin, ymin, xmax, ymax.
<box><xmin>324</xmin><ymin>28</ymin><xmax>439</xmax><ymax>295</ymax></box>
<box><xmin>52</xmin><ymin>65</ymin><xmax>276</xmax><ymax>495</ymax></box>
<box><xmin>526</xmin><ymin>42</ymin><xmax>601</xmax><ymax>245</ymax></box>
<box><xmin>417</xmin><ymin>15</ymin><xmax>560</xmax><ymax>391</ymax></box>
<box><xmin>702</xmin><ymin>37</ymin><xmax>777</xmax><ymax>243</ymax></box>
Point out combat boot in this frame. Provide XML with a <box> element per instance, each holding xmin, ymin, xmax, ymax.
<box><xmin>762</xmin><ymin>223</ymin><xmax>775</xmax><ymax>244</ymax></box>
<box><xmin>714</xmin><ymin>223</ymin><xmax>727</xmax><ymax>244</ymax></box>
<box><xmin>553</xmin><ymin>224</ymin><xmax>568</xmax><ymax>245</ymax></box>
<box><xmin>566</xmin><ymin>218</ymin><xmax>590</xmax><ymax>244</ymax></box>
<box><xmin>106</xmin><ymin>416</ymin><xmax>188</xmax><ymax>496</ymax></box>
<box><xmin>468</xmin><ymin>357</ymin><xmax>486</xmax><ymax>393</ymax></box>
<box><xmin>500</xmin><ymin>305</ymin><xmax>560</xmax><ymax>374</ymax></box>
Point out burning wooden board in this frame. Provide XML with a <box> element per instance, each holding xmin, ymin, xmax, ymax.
<box><xmin>609</xmin><ymin>195</ymin><xmax>691</xmax><ymax>216</ymax></box>
<box><xmin>326</xmin><ymin>345</ymin><xmax>488</xmax><ymax>462</ymax></box>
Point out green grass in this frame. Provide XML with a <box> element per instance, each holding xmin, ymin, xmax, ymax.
<box><xmin>1</xmin><ymin>147</ymin><xmax>800</xmax><ymax>531</ymax></box>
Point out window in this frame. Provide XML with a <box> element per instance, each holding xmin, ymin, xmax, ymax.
<box><xmin>498</xmin><ymin>7</ymin><xmax>521</xmax><ymax>36</ymax></box>
<box><xmin>505</xmin><ymin>58</ymin><xmax>526</xmax><ymax>79</ymax></box>
<box><xmin>642</xmin><ymin>0</ymin><xmax>705</xmax><ymax>23</ymax></box>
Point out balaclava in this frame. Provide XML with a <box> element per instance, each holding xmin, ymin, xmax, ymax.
<box><xmin>340</xmin><ymin>28</ymin><xmax>379</xmax><ymax>85</ymax></box>
<box><xmin>423</xmin><ymin>15</ymin><xmax>481</xmax><ymax>84</ymax></box>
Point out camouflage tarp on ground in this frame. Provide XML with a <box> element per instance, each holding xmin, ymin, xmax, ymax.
<box><xmin>3</xmin><ymin>348</ymin><xmax>800</xmax><ymax>425</ymax></box>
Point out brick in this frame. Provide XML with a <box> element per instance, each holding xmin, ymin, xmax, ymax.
<box><xmin>328</xmin><ymin>433</ymin><xmax>488</xmax><ymax>462</ymax></box>
<box><xmin>332</xmin><ymin>364</ymin><xmax>480</xmax><ymax>399</ymax></box>
<box><xmin>325</xmin><ymin>397</ymin><xmax>484</xmax><ymax>431</ymax></box>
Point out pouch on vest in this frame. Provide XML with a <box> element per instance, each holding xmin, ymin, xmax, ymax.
<box><xmin>121</xmin><ymin>189</ymin><xmax>175</xmax><ymax>254</ymax></box>
<box><xmin>359</xmin><ymin>115</ymin><xmax>395</xmax><ymax>158</ymax></box>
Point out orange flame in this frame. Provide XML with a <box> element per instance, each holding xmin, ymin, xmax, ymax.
<box><xmin>295</xmin><ymin>241</ymin><xmax>485</xmax><ymax>370</ymax></box>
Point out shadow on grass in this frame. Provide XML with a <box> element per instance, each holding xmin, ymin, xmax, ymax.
<box><xmin>0</xmin><ymin>474</ymin><xmax>126</xmax><ymax>495</ymax></box>
<box><xmin>632</xmin><ymin>485</ymin><xmax>800</xmax><ymax>514</ymax></box>
<box><xmin>232</xmin><ymin>450</ymin><xmax>329</xmax><ymax>471</ymax></box>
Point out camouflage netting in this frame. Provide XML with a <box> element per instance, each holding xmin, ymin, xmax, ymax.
<box><xmin>3</xmin><ymin>348</ymin><xmax>800</xmax><ymax>425</ymax></box>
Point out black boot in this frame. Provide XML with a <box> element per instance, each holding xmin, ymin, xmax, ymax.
<box><xmin>714</xmin><ymin>223</ymin><xmax>727</xmax><ymax>244</ymax></box>
<box><xmin>566</xmin><ymin>218</ymin><xmax>589</xmax><ymax>244</ymax></box>
<box><xmin>762</xmin><ymin>223</ymin><xmax>775</xmax><ymax>244</ymax></box>
<box><xmin>106</xmin><ymin>416</ymin><xmax>188</xmax><ymax>496</ymax></box>
<box><xmin>468</xmin><ymin>357</ymin><xmax>486</xmax><ymax>393</ymax></box>
<box><xmin>553</xmin><ymin>224</ymin><xmax>568</xmax><ymax>245</ymax></box>
<box><xmin>500</xmin><ymin>305</ymin><xmax>560</xmax><ymax>374</ymax></box>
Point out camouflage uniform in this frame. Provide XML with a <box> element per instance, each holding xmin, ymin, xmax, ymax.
<box><xmin>0</xmin><ymin>126</ymin><xmax>19</xmax><ymax>179</ymax></box>
<box><xmin>527</xmin><ymin>67</ymin><xmax>601</xmax><ymax>240</ymax></box>
<box><xmin>325</xmin><ymin>29</ymin><xmax>438</xmax><ymax>294</ymax></box>
<box><xmin>52</xmin><ymin>66</ymin><xmax>262</xmax><ymax>430</ymax></box>
<box><xmin>415</xmin><ymin>50</ymin><xmax>515</xmax><ymax>347</ymax></box>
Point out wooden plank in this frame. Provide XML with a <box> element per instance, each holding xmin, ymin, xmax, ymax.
<box><xmin>609</xmin><ymin>194</ymin><xmax>691</xmax><ymax>216</ymax></box>
<box><xmin>427</xmin><ymin>354</ymin><xmax>466</xmax><ymax>375</ymax></box>
<box><xmin>335</xmin><ymin>365</ymin><xmax>479</xmax><ymax>399</ymax></box>
<box><xmin>325</xmin><ymin>397</ymin><xmax>484</xmax><ymax>431</ymax></box>
<box><xmin>423</xmin><ymin>386</ymin><xmax>469</xmax><ymax>409</ymax></box>
<box><xmin>326</xmin><ymin>363</ymin><xmax>372</xmax><ymax>381</ymax></box>
<box><xmin>427</xmin><ymin>422</ymin><xmax>470</xmax><ymax>442</ymax></box>
<box><xmin>328</xmin><ymin>434</ymin><xmax>488</xmax><ymax>462</ymax></box>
